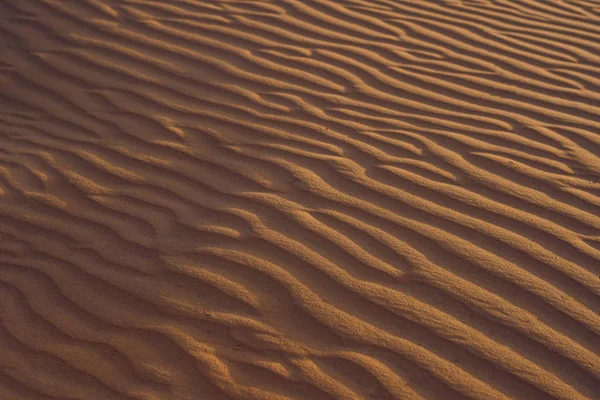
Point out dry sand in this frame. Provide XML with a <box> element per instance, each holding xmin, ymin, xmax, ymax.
<box><xmin>1</xmin><ymin>0</ymin><xmax>600</xmax><ymax>399</ymax></box>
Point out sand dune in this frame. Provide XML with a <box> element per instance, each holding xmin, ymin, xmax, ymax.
<box><xmin>1</xmin><ymin>0</ymin><xmax>600</xmax><ymax>399</ymax></box>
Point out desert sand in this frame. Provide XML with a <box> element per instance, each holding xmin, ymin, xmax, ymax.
<box><xmin>1</xmin><ymin>0</ymin><xmax>600</xmax><ymax>399</ymax></box>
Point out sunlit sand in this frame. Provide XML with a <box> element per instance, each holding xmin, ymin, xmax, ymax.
<box><xmin>1</xmin><ymin>1</ymin><xmax>600</xmax><ymax>399</ymax></box>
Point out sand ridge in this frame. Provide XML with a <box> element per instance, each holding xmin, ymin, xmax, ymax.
<box><xmin>1</xmin><ymin>0</ymin><xmax>600</xmax><ymax>399</ymax></box>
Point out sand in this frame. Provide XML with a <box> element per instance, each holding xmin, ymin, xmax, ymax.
<box><xmin>1</xmin><ymin>0</ymin><xmax>600</xmax><ymax>399</ymax></box>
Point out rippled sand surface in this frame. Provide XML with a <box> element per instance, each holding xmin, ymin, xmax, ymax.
<box><xmin>1</xmin><ymin>1</ymin><xmax>600</xmax><ymax>399</ymax></box>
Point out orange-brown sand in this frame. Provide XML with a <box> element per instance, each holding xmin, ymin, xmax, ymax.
<box><xmin>1</xmin><ymin>0</ymin><xmax>600</xmax><ymax>399</ymax></box>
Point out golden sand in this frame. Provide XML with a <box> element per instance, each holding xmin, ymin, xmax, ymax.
<box><xmin>1</xmin><ymin>1</ymin><xmax>599</xmax><ymax>399</ymax></box>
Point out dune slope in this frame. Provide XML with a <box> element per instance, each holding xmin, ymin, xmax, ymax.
<box><xmin>1</xmin><ymin>0</ymin><xmax>600</xmax><ymax>399</ymax></box>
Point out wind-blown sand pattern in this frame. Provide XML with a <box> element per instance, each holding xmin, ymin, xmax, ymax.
<box><xmin>1</xmin><ymin>0</ymin><xmax>600</xmax><ymax>399</ymax></box>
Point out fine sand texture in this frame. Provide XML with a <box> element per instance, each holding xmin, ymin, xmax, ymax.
<box><xmin>2</xmin><ymin>0</ymin><xmax>600</xmax><ymax>399</ymax></box>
